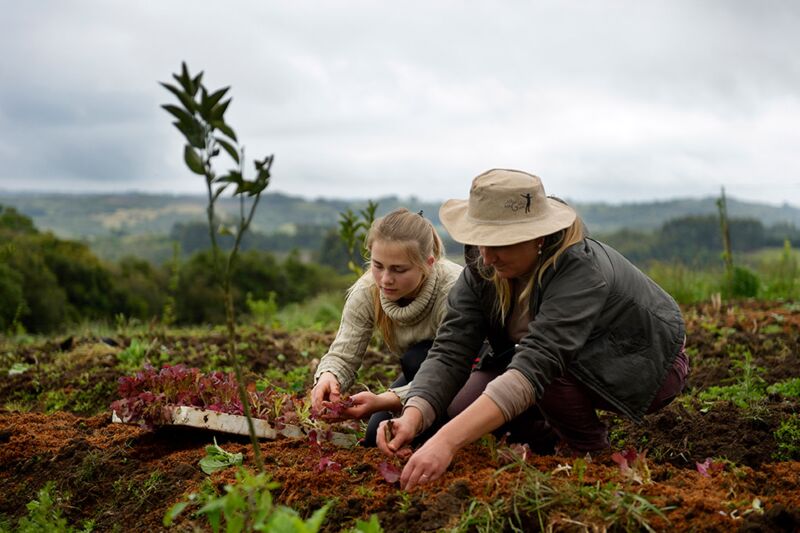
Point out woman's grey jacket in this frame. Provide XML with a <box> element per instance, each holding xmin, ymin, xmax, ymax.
<box><xmin>407</xmin><ymin>238</ymin><xmax>686</xmax><ymax>423</ymax></box>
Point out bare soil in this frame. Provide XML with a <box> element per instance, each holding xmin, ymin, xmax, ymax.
<box><xmin>1</xmin><ymin>301</ymin><xmax>799</xmax><ymax>532</ymax></box>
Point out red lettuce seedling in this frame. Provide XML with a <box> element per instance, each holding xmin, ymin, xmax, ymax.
<box><xmin>696</xmin><ymin>457</ymin><xmax>725</xmax><ymax>477</ymax></box>
<box><xmin>111</xmin><ymin>363</ymin><xmax>298</xmax><ymax>427</ymax></box>
<box><xmin>316</xmin><ymin>397</ymin><xmax>356</xmax><ymax>420</ymax></box>
<box><xmin>378</xmin><ymin>461</ymin><xmax>402</xmax><ymax>484</ymax></box>
<box><xmin>611</xmin><ymin>448</ymin><xmax>652</xmax><ymax>484</ymax></box>
<box><xmin>317</xmin><ymin>457</ymin><xmax>341</xmax><ymax>472</ymax></box>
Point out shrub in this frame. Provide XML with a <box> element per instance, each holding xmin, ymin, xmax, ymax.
<box><xmin>729</xmin><ymin>265</ymin><xmax>760</xmax><ymax>298</ymax></box>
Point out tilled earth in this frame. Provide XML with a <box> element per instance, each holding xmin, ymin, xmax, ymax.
<box><xmin>0</xmin><ymin>301</ymin><xmax>799</xmax><ymax>532</ymax></box>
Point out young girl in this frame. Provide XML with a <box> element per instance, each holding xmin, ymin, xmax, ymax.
<box><xmin>378</xmin><ymin>169</ymin><xmax>688</xmax><ymax>489</ymax></box>
<box><xmin>310</xmin><ymin>207</ymin><xmax>462</xmax><ymax>446</ymax></box>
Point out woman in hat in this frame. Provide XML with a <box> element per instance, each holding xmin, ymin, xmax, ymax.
<box><xmin>310</xmin><ymin>207</ymin><xmax>463</xmax><ymax>446</ymax></box>
<box><xmin>377</xmin><ymin>169</ymin><xmax>688</xmax><ymax>489</ymax></box>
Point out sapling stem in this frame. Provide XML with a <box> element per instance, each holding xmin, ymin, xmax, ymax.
<box><xmin>162</xmin><ymin>62</ymin><xmax>272</xmax><ymax>472</ymax></box>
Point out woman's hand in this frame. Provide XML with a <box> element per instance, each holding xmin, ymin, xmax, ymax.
<box><xmin>310</xmin><ymin>372</ymin><xmax>340</xmax><ymax>414</ymax></box>
<box><xmin>389</xmin><ymin>395</ymin><xmax>508</xmax><ymax>490</ymax></box>
<box><xmin>399</xmin><ymin>434</ymin><xmax>457</xmax><ymax>490</ymax></box>
<box><xmin>377</xmin><ymin>408</ymin><xmax>422</xmax><ymax>457</ymax></box>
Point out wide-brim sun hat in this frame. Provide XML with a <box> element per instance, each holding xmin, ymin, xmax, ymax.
<box><xmin>439</xmin><ymin>168</ymin><xmax>577</xmax><ymax>246</ymax></box>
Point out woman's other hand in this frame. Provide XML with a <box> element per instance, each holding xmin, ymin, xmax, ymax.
<box><xmin>311</xmin><ymin>372</ymin><xmax>340</xmax><ymax>413</ymax></box>
<box><xmin>399</xmin><ymin>434</ymin><xmax>456</xmax><ymax>490</ymax></box>
<box><xmin>376</xmin><ymin>408</ymin><xmax>421</xmax><ymax>457</ymax></box>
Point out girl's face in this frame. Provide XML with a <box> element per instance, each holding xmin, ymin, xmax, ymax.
<box><xmin>370</xmin><ymin>240</ymin><xmax>432</xmax><ymax>302</ymax></box>
<box><xmin>478</xmin><ymin>239</ymin><xmax>541</xmax><ymax>279</ymax></box>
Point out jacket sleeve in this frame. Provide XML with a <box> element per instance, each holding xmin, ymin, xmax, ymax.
<box><xmin>507</xmin><ymin>250</ymin><xmax>609</xmax><ymax>400</ymax></box>
<box><xmin>406</xmin><ymin>268</ymin><xmax>489</xmax><ymax>419</ymax></box>
<box><xmin>314</xmin><ymin>282</ymin><xmax>375</xmax><ymax>392</ymax></box>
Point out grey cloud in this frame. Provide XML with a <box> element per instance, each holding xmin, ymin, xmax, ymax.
<box><xmin>0</xmin><ymin>1</ymin><xmax>799</xmax><ymax>207</ymax></box>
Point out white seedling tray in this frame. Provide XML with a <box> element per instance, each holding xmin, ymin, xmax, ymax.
<box><xmin>112</xmin><ymin>406</ymin><xmax>357</xmax><ymax>447</ymax></box>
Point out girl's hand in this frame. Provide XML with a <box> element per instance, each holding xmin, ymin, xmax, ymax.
<box><xmin>311</xmin><ymin>372</ymin><xmax>340</xmax><ymax>413</ymax></box>
<box><xmin>319</xmin><ymin>391</ymin><xmax>402</xmax><ymax>421</ymax></box>
<box><xmin>339</xmin><ymin>391</ymin><xmax>401</xmax><ymax>420</ymax></box>
<box><xmin>399</xmin><ymin>434</ymin><xmax>456</xmax><ymax>490</ymax></box>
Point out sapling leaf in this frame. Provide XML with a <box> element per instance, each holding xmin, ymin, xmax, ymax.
<box><xmin>211</xmin><ymin>120</ymin><xmax>238</xmax><ymax>142</ymax></box>
<box><xmin>203</xmin><ymin>87</ymin><xmax>230</xmax><ymax>114</ymax></box>
<box><xmin>160</xmin><ymin>82</ymin><xmax>195</xmax><ymax>113</ymax></box>
<box><xmin>184</xmin><ymin>145</ymin><xmax>205</xmax><ymax>175</ymax></box>
<box><xmin>212</xmin><ymin>183</ymin><xmax>230</xmax><ymax>202</ymax></box>
<box><xmin>162</xmin><ymin>104</ymin><xmax>194</xmax><ymax>125</ymax></box>
<box><xmin>215</xmin><ymin>137</ymin><xmax>239</xmax><ymax>163</ymax></box>
<box><xmin>191</xmin><ymin>72</ymin><xmax>203</xmax><ymax>96</ymax></box>
<box><xmin>173</xmin><ymin>120</ymin><xmax>204</xmax><ymax>149</ymax></box>
<box><xmin>210</xmin><ymin>98</ymin><xmax>231</xmax><ymax>121</ymax></box>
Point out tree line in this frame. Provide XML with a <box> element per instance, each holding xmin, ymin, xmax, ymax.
<box><xmin>0</xmin><ymin>205</ymin><xmax>347</xmax><ymax>333</ymax></box>
<box><xmin>596</xmin><ymin>215</ymin><xmax>799</xmax><ymax>267</ymax></box>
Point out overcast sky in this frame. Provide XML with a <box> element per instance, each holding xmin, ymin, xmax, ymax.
<box><xmin>1</xmin><ymin>1</ymin><xmax>798</xmax><ymax>206</ymax></box>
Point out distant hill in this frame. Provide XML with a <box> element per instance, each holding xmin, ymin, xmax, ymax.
<box><xmin>1</xmin><ymin>190</ymin><xmax>798</xmax><ymax>240</ymax></box>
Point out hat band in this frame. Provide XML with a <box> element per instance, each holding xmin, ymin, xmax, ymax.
<box><xmin>465</xmin><ymin>212</ymin><xmax>551</xmax><ymax>226</ymax></box>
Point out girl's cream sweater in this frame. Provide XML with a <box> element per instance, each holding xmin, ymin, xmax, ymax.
<box><xmin>314</xmin><ymin>259</ymin><xmax>462</xmax><ymax>399</ymax></box>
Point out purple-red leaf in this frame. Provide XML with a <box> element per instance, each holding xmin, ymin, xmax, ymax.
<box><xmin>378</xmin><ymin>461</ymin><xmax>402</xmax><ymax>484</ymax></box>
<box><xmin>696</xmin><ymin>457</ymin><xmax>725</xmax><ymax>477</ymax></box>
<box><xmin>317</xmin><ymin>457</ymin><xmax>341</xmax><ymax>472</ymax></box>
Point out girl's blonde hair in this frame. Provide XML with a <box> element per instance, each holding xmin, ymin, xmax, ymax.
<box><xmin>476</xmin><ymin>211</ymin><xmax>585</xmax><ymax>324</ymax></box>
<box><xmin>364</xmin><ymin>208</ymin><xmax>444</xmax><ymax>351</ymax></box>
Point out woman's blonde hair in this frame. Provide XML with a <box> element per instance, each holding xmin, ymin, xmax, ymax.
<box><xmin>476</xmin><ymin>210</ymin><xmax>585</xmax><ymax>324</ymax></box>
<box><xmin>363</xmin><ymin>208</ymin><xmax>444</xmax><ymax>351</ymax></box>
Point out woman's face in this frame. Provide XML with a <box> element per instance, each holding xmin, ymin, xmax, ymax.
<box><xmin>478</xmin><ymin>239</ymin><xmax>541</xmax><ymax>279</ymax></box>
<box><xmin>370</xmin><ymin>240</ymin><xmax>432</xmax><ymax>301</ymax></box>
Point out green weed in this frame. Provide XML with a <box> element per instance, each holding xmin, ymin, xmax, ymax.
<box><xmin>13</xmin><ymin>482</ymin><xmax>94</xmax><ymax>533</ymax></box>
<box><xmin>117</xmin><ymin>338</ymin><xmax>169</xmax><ymax>371</ymax></box>
<box><xmin>257</xmin><ymin>365</ymin><xmax>311</xmax><ymax>394</ymax></box>
<box><xmin>699</xmin><ymin>346</ymin><xmax>766</xmax><ymax>412</ymax></box>
<box><xmin>395</xmin><ymin>491</ymin><xmax>414</xmax><ymax>514</ymax></box>
<box><xmin>43</xmin><ymin>390</ymin><xmax>69</xmax><ymax>413</ymax></box>
<box><xmin>452</xmin><ymin>458</ymin><xmax>669</xmax><ymax>532</ymax></box>
<box><xmin>354</xmin><ymin>485</ymin><xmax>375</xmax><ymax>499</ymax></box>
<box><xmin>767</xmin><ymin>377</ymin><xmax>800</xmax><ymax>399</ymax></box>
<box><xmin>164</xmin><ymin>468</ymin><xmax>331</xmax><ymax>533</ymax></box>
<box><xmin>773</xmin><ymin>414</ymin><xmax>800</xmax><ymax>461</ymax></box>
<box><xmin>351</xmin><ymin>514</ymin><xmax>383</xmax><ymax>533</ymax></box>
